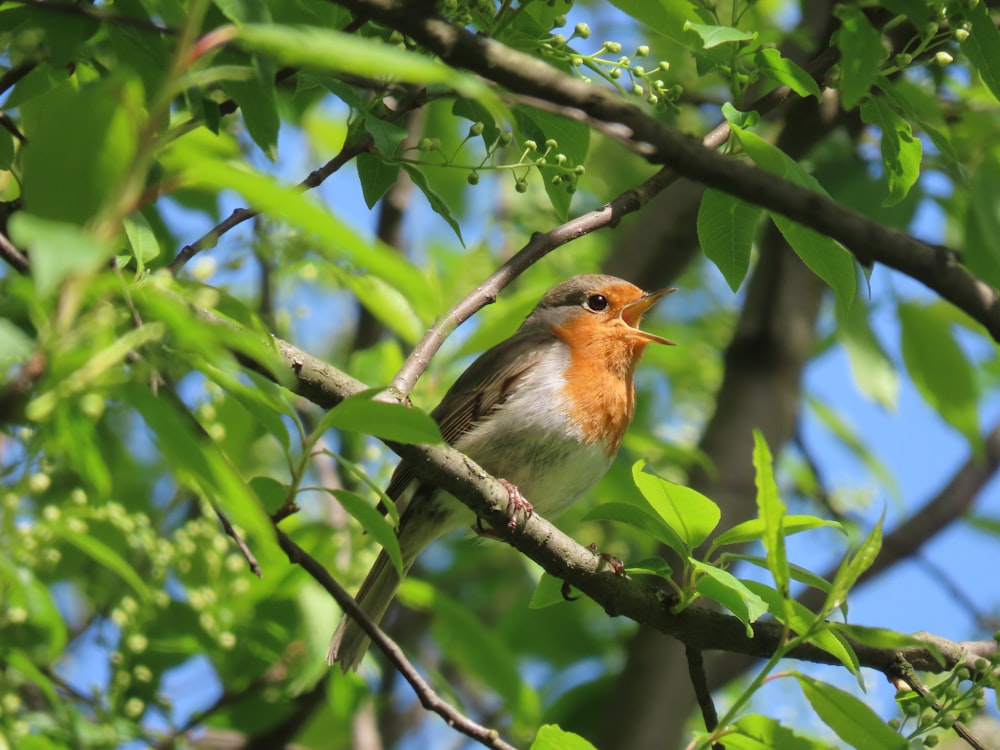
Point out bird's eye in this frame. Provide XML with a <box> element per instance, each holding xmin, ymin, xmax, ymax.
<box><xmin>585</xmin><ymin>294</ymin><xmax>609</xmax><ymax>312</ymax></box>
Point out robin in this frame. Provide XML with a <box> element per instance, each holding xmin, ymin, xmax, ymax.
<box><xmin>328</xmin><ymin>274</ymin><xmax>675</xmax><ymax>671</ymax></box>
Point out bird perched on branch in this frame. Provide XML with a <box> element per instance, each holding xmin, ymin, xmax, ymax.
<box><xmin>328</xmin><ymin>274</ymin><xmax>675</xmax><ymax>672</ymax></box>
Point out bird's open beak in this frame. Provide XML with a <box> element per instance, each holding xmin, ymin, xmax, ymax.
<box><xmin>622</xmin><ymin>288</ymin><xmax>676</xmax><ymax>345</ymax></box>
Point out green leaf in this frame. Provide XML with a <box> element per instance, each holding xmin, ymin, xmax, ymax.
<box><xmin>898</xmin><ymin>301</ymin><xmax>981</xmax><ymax>449</ymax></box>
<box><xmin>730</xmin><ymin>126</ymin><xmax>856</xmax><ymax>316</ymax></box>
<box><xmin>731</xmin><ymin>714</ymin><xmax>836</xmax><ymax>750</ymax></box>
<box><xmin>161</xmin><ymin>130</ymin><xmax>437</xmax><ymax>319</ymax></box>
<box><xmin>10</xmin><ymin>214</ymin><xmax>116</xmax><ymax>297</ymax></box>
<box><xmin>362</xmin><ymin>117</ymin><xmax>408</xmax><ymax>156</ymax></box>
<box><xmin>123</xmin><ymin>211</ymin><xmax>161</xmax><ymax>272</ymax></box>
<box><xmin>249</xmin><ymin>476</ymin><xmax>289</xmax><ymax>516</ymax></box>
<box><xmin>343</xmin><ymin>273</ymin><xmax>426</xmax><ymax>345</ymax></box>
<box><xmin>743</xmin><ymin>581</ymin><xmax>858</xmax><ymax>671</ymax></box>
<box><xmin>20</xmin><ymin>74</ymin><xmax>142</xmax><ymax>225</ymax></box>
<box><xmin>583</xmin><ymin>502</ymin><xmax>687</xmax><ymax>558</ymax></box>
<box><xmin>684</xmin><ymin>21</ymin><xmax>756</xmax><ymax>49</ymax></box>
<box><xmin>754</xmin><ymin>49</ymin><xmax>822</xmax><ymax>100</ymax></box>
<box><xmin>959</xmin><ymin>1</ymin><xmax>1000</xmax><ymax>103</ymax></box>
<box><xmin>318</xmin><ymin>390</ymin><xmax>443</xmax><ymax>445</ymax></box>
<box><xmin>963</xmin><ymin>151</ymin><xmax>1000</xmax><ymax>290</ymax></box>
<box><xmin>357</xmin><ymin>153</ymin><xmax>402</xmax><ymax>210</ymax></box>
<box><xmin>26</xmin><ymin>321</ymin><xmax>167</xmax><ymax>421</ymax></box>
<box><xmin>125</xmin><ymin>383</ymin><xmax>279</xmax><ymax>567</ymax></box>
<box><xmin>399</xmin><ymin>579</ymin><xmax>530</xmax><ymax>713</ymax></box>
<box><xmin>833</xmin><ymin>624</ymin><xmax>944</xmax><ymax>667</ymax></box>
<box><xmin>401</xmin><ymin>163</ymin><xmax>465</xmax><ymax>244</ymax></box>
<box><xmin>607</xmin><ymin>0</ymin><xmax>700</xmax><ymax>47</ymax></box>
<box><xmin>0</xmin><ymin>554</ymin><xmax>67</xmax><ymax>661</ymax></box>
<box><xmin>822</xmin><ymin>510</ymin><xmax>884</xmax><ymax>617</ymax></box>
<box><xmin>51</xmin><ymin>523</ymin><xmax>151</xmax><ymax>601</ymax></box>
<box><xmin>212</xmin><ymin>0</ymin><xmax>270</xmax><ymax>23</ymax></box>
<box><xmin>0</xmin><ymin>129</ymin><xmax>15</xmax><ymax>170</ymax></box>
<box><xmin>689</xmin><ymin>559</ymin><xmax>768</xmax><ymax>636</ymax></box>
<box><xmin>836</xmin><ymin>295</ymin><xmax>900</xmax><ymax>410</ymax></box>
<box><xmin>515</xmin><ymin>108</ymin><xmax>589</xmax><ymax>221</ymax></box>
<box><xmin>860</xmin><ymin>97</ymin><xmax>922</xmax><ymax>206</ymax></box>
<box><xmin>795</xmin><ymin>674</ymin><xmax>908</xmax><ymax>750</ymax></box>
<box><xmin>710</xmin><ymin>515</ymin><xmax>843</xmax><ymax>551</ymax></box>
<box><xmin>0</xmin><ymin>319</ymin><xmax>36</xmax><ymax>368</ymax></box>
<box><xmin>632</xmin><ymin>461</ymin><xmax>720</xmax><ymax>549</ymax></box>
<box><xmin>529</xmin><ymin>572</ymin><xmax>569</xmax><ymax>609</ymax></box>
<box><xmin>836</xmin><ymin>8</ymin><xmax>885</xmax><ymax>109</ymax></box>
<box><xmin>697</xmin><ymin>188</ymin><xmax>762</xmax><ymax>291</ymax></box>
<box><xmin>199</xmin><ymin>360</ymin><xmax>292</xmax><ymax>450</ymax></box>
<box><xmin>452</xmin><ymin>99</ymin><xmax>501</xmax><ymax>148</ymax></box>
<box><xmin>219</xmin><ymin>54</ymin><xmax>280</xmax><ymax>160</ymax></box>
<box><xmin>530</xmin><ymin>724</ymin><xmax>598</xmax><ymax>750</ymax></box>
<box><xmin>332</xmin><ymin>490</ymin><xmax>404</xmax><ymax>576</ymax></box>
<box><xmin>234</xmin><ymin>24</ymin><xmax>505</xmax><ymax>119</ymax></box>
<box><xmin>721</xmin><ymin>554</ymin><xmax>833</xmax><ymax>595</ymax></box>
<box><xmin>753</xmin><ymin>430</ymin><xmax>788</xmax><ymax>596</ymax></box>
<box><xmin>625</xmin><ymin>556</ymin><xmax>673</xmax><ymax>578</ymax></box>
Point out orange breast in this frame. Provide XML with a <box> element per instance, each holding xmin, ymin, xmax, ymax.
<box><xmin>551</xmin><ymin>316</ymin><xmax>648</xmax><ymax>456</ymax></box>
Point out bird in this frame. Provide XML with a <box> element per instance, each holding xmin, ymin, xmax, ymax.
<box><xmin>327</xmin><ymin>274</ymin><xmax>675</xmax><ymax>672</ymax></box>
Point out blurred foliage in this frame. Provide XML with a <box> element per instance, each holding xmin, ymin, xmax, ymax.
<box><xmin>1</xmin><ymin>0</ymin><xmax>1000</xmax><ymax>748</ymax></box>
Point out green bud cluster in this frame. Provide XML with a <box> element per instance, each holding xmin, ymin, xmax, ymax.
<box><xmin>536</xmin><ymin>29</ymin><xmax>678</xmax><ymax>110</ymax></box>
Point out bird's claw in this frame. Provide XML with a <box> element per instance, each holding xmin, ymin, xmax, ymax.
<box><xmin>498</xmin><ymin>479</ymin><xmax>533</xmax><ymax>530</ymax></box>
<box><xmin>560</xmin><ymin>580</ymin><xmax>579</xmax><ymax>601</ymax></box>
<box><xmin>585</xmin><ymin>542</ymin><xmax>626</xmax><ymax>576</ymax></box>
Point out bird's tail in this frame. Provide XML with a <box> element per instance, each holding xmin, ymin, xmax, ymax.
<box><xmin>326</xmin><ymin>549</ymin><xmax>404</xmax><ymax>672</ymax></box>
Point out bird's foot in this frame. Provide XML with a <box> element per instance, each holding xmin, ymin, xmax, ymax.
<box><xmin>498</xmin><ymin>478</ymin><xmax>533</xmax><ymax>529</ymax></box>
<box><xmin>585</xmin><ymin>543</ymin><xmax>626</xmax><ymax>576</ymax></box>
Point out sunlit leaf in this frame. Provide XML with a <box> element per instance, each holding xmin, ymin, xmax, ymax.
<box><xmin>833</xmin><ymin>624</ymin><xmax>944</xmax><ymax>667</ymax></box>
<box><xmin>684</xmin><ymin>21</ymin><xmax>756</xmax><ymax>49</ymax></box>
<box><xmin>730</xmin><ymin>125</ymin><xmax>856</xmax><ymax>316</ymax></box>
<box><xmin>10</xmin><ymin>214</ymin><xmax>116</xmax><ymax>298</ymax></box>
<box><xmin>710</xmin><ymin>516</ymin><xmax>843</xmax><ymax>551</ymax></box>
<box><xmin>318</xmin><ymin>390</ymin><xmax>443</xmax><ymax>445</ymax></box>
<box><xmin>860</xmin><ymin>97</ymin><xmax>922</xmax><ymax>206</ymax></box>
<box><xmin>836</xmin><ymin>8</ymin><xmax>885</xmax><ymax>109</ymax></box>
<box><xmin>898</xmin><ymin>301</ymin><xmax>981</xmax><ymax>451</ymax></box>
<box><xmin>959</xmin><ymin>0</ymin><xmax>1000</xmax><ymax>103</ymax></box>
<box><xmin>690</xmin><ymin>559</ymin><xmax>768</xmax><ymax>636</ymax></box>
<box><xmin>697</xmin><ymin>188</ymin><xmax>762</xmax><ymax>291</ymax></box>
<box><xmin>753</xmin><ymin>430</ymin><xmax>788</xmax><ymax>597</ymax></box>
<box><xmin>584</xmin><ymin>501</ymin><xmax>687</xmax><ymax>558</ymax></box>
<box><xmin>754</xmin><ymin>49</ymin><xmax>822</xmax><ymax>100</ymax></box>
<box><xmin>530</xmin><ymin>724</ymin><xmax>598</xmax><ymax>750</ymax></box>
<box><xmin>632</xmin><ymin>461</ymin><xmax>720</xmax><ymax>550</ymax></box>
<box><xmin>822</xmin><ymin>510</ymin><xmax>884</xmax><ymax>617</ymax></box>
<box><xmin>795</xmin><ymin>674</ymin><xmax>907</xmax><ymax>749</ymax></box>
<box><xmin>332</xmin><ymin>489</ymin><xmax>403</xmax><ymax>576</ymax></box>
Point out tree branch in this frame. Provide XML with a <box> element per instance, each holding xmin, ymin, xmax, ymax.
<box><xmin>330</xmin><ymin>0</ymin><xmax>1000</xmax><ymax>342</ymax></box>
<box><xmin>261</xmin><ymin>331</ymin><xmax>996</xmax><ymax>677</ymax></box>
<box><xmin>274</xmin><ymin>528</ymin><xmax>520</xmax><ymax>750</ymax></box>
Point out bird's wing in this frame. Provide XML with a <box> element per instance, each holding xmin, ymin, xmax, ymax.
<box><xmin>381</xmin><ymin>331</ymin><xmax>559</xmax><ymax>510</ymax></box>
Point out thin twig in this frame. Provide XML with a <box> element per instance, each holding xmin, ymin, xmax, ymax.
<box><xmin>274</xmin><ymin>528</ymin><xmax>520</xmax><ymax>750</ymax></box>
<box><xmin>168</xmin><ymin>88</ymin><xmax>428</xmax><ymax>273</ymax></box>
<box><xmin>890</xmin><ymin>658</ymin><xmax>991</xmax><ymax>750</ymax></box>
<box><xmin>685</xmin><ymin>645</ymin><xmax>724</xmax><ymax>750</ymax></box>
<box><xmin>211</xmin><ymin>501</ymin><xmax>262</xmax><ymax>578</ymax></box>
<box><xmin>0</xmin><ymin>231</ymin><xmax>29</xmax><ymax>275</ymax></box>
